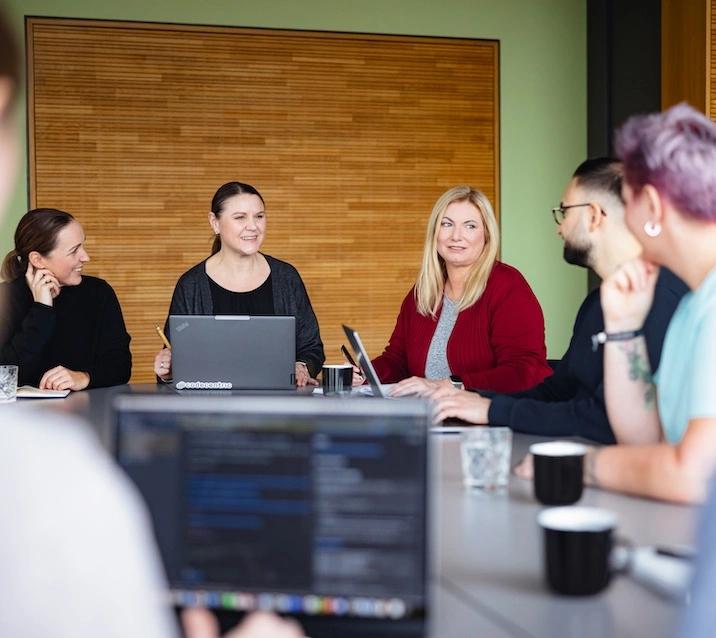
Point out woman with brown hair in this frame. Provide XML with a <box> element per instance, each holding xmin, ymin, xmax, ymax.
<box><xmin>153</xmin><ymin>181</ymin><xmax>324</xmax><ymax>387</ymax></box>
<box><xmin>0</xmin><ymin>207</ymin><xmax>131</xmax><ymax>390</ymax></box>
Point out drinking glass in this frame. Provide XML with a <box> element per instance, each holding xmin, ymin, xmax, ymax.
<box><xmin>460</xmin><ymin>427</ymin><xmax>512</xmax><ymax>491</ymax></box>
<box><xmin>0</xmin><ymin>365</ymin><xmax>18</xmax><ymax>403</ymax></box>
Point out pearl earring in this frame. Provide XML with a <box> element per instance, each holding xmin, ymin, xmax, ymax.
<box><xmin>644</xmin><ymin>221</ymin><xmax>661</xmax><ymax>237</ymax></box>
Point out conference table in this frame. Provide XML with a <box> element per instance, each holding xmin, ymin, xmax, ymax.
<box><xmin>23</xmin><ymin>384</ymin><xmax>694</xmax><ymax>638</ymax></box>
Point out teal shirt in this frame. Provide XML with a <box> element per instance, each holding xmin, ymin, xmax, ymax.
<box><xmin>655</xmin><ymin>266</ymin><xmax>716</xmax><ymax>443</ymax></box>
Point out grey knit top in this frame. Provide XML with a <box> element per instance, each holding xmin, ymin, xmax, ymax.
<box><xmin>424</xmin><ymin>295</ymin><xmax>459</xmax><ymax>379</ymax></box>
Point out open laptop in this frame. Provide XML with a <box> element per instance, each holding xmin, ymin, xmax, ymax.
<box><xmin>342</xmin><ymin>324</ymin><xmax>389</xmax><ymax>398</ymax></box>
<box><xmin>113</xmin><ymin>394</ymin><xmax>431</xmax><ymax>638</ymax></box>
<box><xmin>169</xmin><ymin>315</ymin><xmax>295</xmax><ymax>391</ymax></box>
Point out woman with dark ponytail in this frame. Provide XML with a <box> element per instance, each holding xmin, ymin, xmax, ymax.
<box><xmin>154</xmin><ymin>181</ymin><xmax>324</xmax><ymax>386</ymax></box>
<box><xmin>0</xmin><ymin>208</ymin><xmax>131</xmax><ymax>390</ymax></box>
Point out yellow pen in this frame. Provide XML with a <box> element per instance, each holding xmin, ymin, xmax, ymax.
<box><xmin>155</xmin><ymin>325</ymin><xmax>172</xmax><ymax>350</ymax></box>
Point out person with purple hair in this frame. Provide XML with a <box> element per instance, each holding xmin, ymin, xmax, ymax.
<box><xmin>579</xmin><ymin>102</ymin><xmax>716</xmax><ymax>504</ymax></box>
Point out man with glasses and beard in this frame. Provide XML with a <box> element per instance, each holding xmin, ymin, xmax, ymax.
<box><xmin>427</xmin><ymin>158</ymin><xmax>686</xmax><ymax>443</ymax></box>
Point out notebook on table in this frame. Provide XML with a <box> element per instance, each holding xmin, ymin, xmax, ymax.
<box><xmin>17</xmin><ymin>385</ymin><xmax>70</xmax><ymax>399</ymax></box>
<box><xmin>169</xmin><ymin>315</ymin><xmax>295</xmax><ymax>391</ymax></box>
<box><xmin>113</xmin><ymin>394</ymin><xmax>431</xmax><ymax>638</ymax></box>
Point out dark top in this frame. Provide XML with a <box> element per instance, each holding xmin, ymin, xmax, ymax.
<box><xmin>0</xmin><ymin>275</ymin><xmax>132</xmax><ymax>388</ymax></box>
<box><xmin>208</xmin><ymin>274</ymin><xmax>275</xmax><ymax>315</ymax></box>
<box><xmin>164</xmin><ymin>254</ymin><xmax>325</xmax><ymax>377</ymax></box>
<box><xmin>484</xmin><ymin>268</ymin><xmax>688</xmax><ymax>444</ymax></box>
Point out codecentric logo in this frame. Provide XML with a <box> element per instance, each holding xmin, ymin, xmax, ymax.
<box><xmin>175</xmin><ymin>381</ymin><xmax>233</xmax><ymax>390</ymax></box>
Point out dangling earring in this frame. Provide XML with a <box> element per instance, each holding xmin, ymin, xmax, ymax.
<box><xmin>644</xmin><ymin>221</ymin><xmax>661</xmax><ymax>237</ymax></box>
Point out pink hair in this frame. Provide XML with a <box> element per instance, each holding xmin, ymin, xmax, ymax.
<box><xmin>615</xmin><ymin>103</ymin><xmax>716</xmax><ymax>222</ymax></box>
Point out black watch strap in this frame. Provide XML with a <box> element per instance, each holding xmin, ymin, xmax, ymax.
<box><xmin>591</xmin><ymin>328</ymin><xmax>645</xmax><ymax>352</ymax></box>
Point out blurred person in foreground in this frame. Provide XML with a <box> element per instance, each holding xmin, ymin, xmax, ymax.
<box><xmin>0</xmin><ymin>7</ymin><xmax>302</xmax><ymax>638</ymax></box>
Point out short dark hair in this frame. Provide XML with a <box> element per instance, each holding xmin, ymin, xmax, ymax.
<box><xmin>572</xmin><ymin>157</ymin><xmax>624</xmax><ymax>203</ymax></box>
<box><xmin>1</xmin><ymin>208</ymin><xmax>76</xmax><ymax>281</ymax></box>
<box><xmin>209</xmin><ymin>182</ymin><xmax>265</xmax><ymax>255</ymax></box>
<box><xmin>0</xmin><ymin>4</ymin><xmax>19</xmax><ymax>117</ymax></box>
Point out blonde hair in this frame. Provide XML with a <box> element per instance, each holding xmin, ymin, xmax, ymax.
<box><xmin>414</xmin><ymin>186</ymin><xmax>500</xmax><ymax>317</ymax></box>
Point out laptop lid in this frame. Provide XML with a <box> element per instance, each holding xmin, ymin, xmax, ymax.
<box><xmin>342</xmin><ymin>324</ymin><xmax>388</xmax><ymax>398</ymax></box>
<box><xmin>169</xmin><ymin>315</ymin><xmax>295</xmax><ymax>390</ymax></box>
<box><xmin>113</xmin><ymin>394</ymin><xmax>430</xmax><ymax>638</ymax></box>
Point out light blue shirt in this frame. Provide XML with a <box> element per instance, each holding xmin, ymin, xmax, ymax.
<box><xmin>655</xmin><ymin>266</ymin><xmax>716</xmax><ymax>443</ymax></box>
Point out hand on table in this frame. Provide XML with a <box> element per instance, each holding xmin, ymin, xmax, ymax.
<box><xmin>182</xmin><ymin>608</ymin><xmax>305</xmax><ymax>638</ymax></box>
<box><xmin>295</xmin><ymin>362</ymin><xmax>318</xmax><ymax>388</ymax></box>
<box><xmin>600</xmin><ymin>258</ymin><xmax>659</xmax><ymax>332</ymax></box>
<box><xmin>513</xmin><ymin>454</ymin><xmax>534</xmax><ymax>481</ymax></box>
<box><xmin>39</xmin><ymin>365</ymin><xmax>89</xmax><ymax>391</ymax></box>
<box><xmin>428</xmin><ymin>385</ymin><xmax>491</xmax><ymax>424</ymax></box>
<box><xmin>25</xmin><ymin>263</ymin><xmax>60</xmax><ymax>306</ymax></box>
<box><xmin>154</xmin><ymin>347</ymin><xmax>172</xmax><ymax>379</ymax></box>
<box><xmin>390</xmin><ymin>376</ymin><xmax>450</xmax><ymax>397</ymax></box>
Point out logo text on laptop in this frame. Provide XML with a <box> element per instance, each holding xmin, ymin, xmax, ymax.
<box><xmin>175</xmin><ymin>380</ymin><xmax>233</xmax><ymax>390</ymax></box>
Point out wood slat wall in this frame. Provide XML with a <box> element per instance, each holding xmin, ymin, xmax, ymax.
<box><xmin>662</xmin><ymin>0</ymin><xmax>708</xmax><ymax>111</ymax></box>
<box><xmin>27</xmin><ymin>18</ymin><xmax>499</xmax><ymax>383</ymax></box>
<box><xmin>711</xmin><ymin>0</ymin><xmax>715</xmax><ymax>118</ymax></box>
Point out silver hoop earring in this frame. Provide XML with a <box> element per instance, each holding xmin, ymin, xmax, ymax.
<box><xmin>644</xmin><ymin>221</ymin><xmax>662</xmax><ymax>237</ymax></box>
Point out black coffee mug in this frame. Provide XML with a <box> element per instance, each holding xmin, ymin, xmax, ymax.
<box><xmin>322</xmin><ymin>364</ymin><xmax>353</xmax><ymax>395</ymax></box>
<box><xmin>531</xmin><ymin>441</ymin><xmax>587</xmax><ymax>505</ymax></box>
<box><xmin>538</xmin><ymin>506</ymin><xmax>627</xmax><ymax>596</ymax></box>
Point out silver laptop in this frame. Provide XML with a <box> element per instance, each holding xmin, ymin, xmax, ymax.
<box><xmin>342</xmin><ymin>324</ymin><xmax>389</xmax><ymax>397</ymax></box>
<box><xmin>169</xmin><ymin>315</ymin><xmax>295</xmax><ymax>390</ymax></box>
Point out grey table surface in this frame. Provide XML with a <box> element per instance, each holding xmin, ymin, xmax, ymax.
<box><xmin>19</xmin><ymin>385</ymin><xmax>695</xmax><ymax>637</ymax></box>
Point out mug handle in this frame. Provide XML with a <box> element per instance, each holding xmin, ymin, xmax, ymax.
<box><xmin>609</xmin><ymin>535</ymin><xmax>635</xmax><ymax>575</ymax></box>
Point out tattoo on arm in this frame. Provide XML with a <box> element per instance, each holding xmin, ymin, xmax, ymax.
<box><xmin>618</xmin><ymin>341</ymin><xmax>656</xmax><ymax>408</ymax></box>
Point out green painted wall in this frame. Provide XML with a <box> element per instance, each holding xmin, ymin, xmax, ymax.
<box><xmin>2</xmin><ymin>0</ymin><xmax>587</xmax><ymax>357</ymax></box>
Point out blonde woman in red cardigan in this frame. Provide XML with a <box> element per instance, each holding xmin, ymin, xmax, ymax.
<box><xmin>375</xmin><ymin>186</ymin><xmax>552</xmax><ymax>396</ymax></box>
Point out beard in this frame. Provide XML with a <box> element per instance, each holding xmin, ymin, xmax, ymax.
<box><xmin>563</xmin><ymin>239</ymin><xmax>592</xmax><ymax>268</ymax></box>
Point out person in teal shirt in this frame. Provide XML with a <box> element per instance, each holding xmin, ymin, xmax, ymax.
<box><xmin>582</xmin><ymin>102</ymin><xmax>716</xmax><ymax>504</ymax></box>
<box><xmin>653</xmin><ymin>265</ymin><xmax>716</xmax><ymax>444</ymax></box>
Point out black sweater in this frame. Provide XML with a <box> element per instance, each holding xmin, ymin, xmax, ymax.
<box><xmin>0</xmin><ymin>275</ymin><xmax>132</xmax><ymax>388</ymax></box>
<box><xmin>484</xmin><ymin>268</ymin><xmax>688</xmax><ymax>444</ymax></box>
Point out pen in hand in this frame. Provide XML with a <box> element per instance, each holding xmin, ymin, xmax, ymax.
<box><xmin>155</xmin><ymin>325</ymin><xmax>172</xmax><ymax>350</ymax></box>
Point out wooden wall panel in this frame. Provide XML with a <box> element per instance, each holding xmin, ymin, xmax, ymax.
<box><xmin>27</xmin><ymin>19</ymin><xmax>499</xmax><ymax>383</ymax></box>
<box><xmin>662</xmin><ymin>0</ymin><xmax>709</xmax><ymax>112</ymax></box>
<box><xmin>711</xmin><ymin>0</ymin><xmax>715</xmax><ymax>118</ymax></box>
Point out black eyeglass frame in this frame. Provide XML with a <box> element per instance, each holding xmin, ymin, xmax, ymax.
<box><xmin>551</xmin><ymin>202</ymin><xmax>607</xmax><ymax>225</ymax></box>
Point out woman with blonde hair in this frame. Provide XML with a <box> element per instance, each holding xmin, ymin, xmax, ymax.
<box><xmin>373</xmin><ymin>185</ymin><xmax>551</xmax><ymax>395</ymax></box>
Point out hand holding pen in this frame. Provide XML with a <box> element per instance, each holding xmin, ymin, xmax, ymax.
<box><xmin>153</xmin><ymin>325</ymin><xmax>173</xmax><ymax>380</ymax></box>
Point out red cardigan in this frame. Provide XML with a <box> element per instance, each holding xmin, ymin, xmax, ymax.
<box><xmin>372</xmin><ymin>262</ymin><xmax>552</xmax><ymax>393</ymax></box>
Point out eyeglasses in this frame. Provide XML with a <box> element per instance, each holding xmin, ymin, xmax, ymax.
<box><xmin>551</xmin><ymin>202</ymin><xmax>607</xmax><ymax>225</ymax></box>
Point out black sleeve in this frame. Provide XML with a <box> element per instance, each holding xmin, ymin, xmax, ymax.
<box><xmin>480</xmin><ymin>356</ymin><xmax>576</xmax><ymax>402</ymax></box>
<box><xmin>487</xmin><ymin>389</ymin><xmax>615</xmax><ymax>444</ymax></box>
<box><xmin>163</xmin><ymin>277</ymin><xmax>192</xmax><ymax>342</ymax></box>
<box><xmin>0</xmin><ymin>282</ymin><xmax>57</xmax><ymax>370</ymax></box>
<box><xmin>86</xmin><ymin>284</ymin><xmax>132</xmax><ymax>388</ymax></box>
<box><xmin>291</xmin><ymin>274</ymin><xmax>325</xmax><ymax>378</ymax></box>
<box><xmin>484</xmin><ymin>354</ymin><xmax>615</xmax><ymax>444</ymax></box>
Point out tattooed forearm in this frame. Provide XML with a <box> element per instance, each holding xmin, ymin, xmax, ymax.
<box><xmin>618</xmin><ymin>341</ymin><xmax>656</xmax><ymax>408</ymax></box>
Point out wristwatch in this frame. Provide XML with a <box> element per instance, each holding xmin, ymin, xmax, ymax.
<box><xmin>449</xmin><ymin>375</ymin><xmax>464</xmax><ymax>390</ymax></box>
<box><xmin>590</xmin><ymin>328</ymin><xmax>645</xmax><ymax>352</ymax></box>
